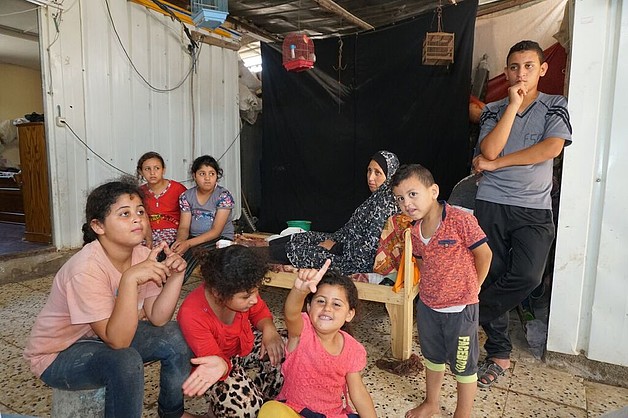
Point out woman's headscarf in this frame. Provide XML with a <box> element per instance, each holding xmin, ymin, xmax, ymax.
<box><xmin>372</xmin><ymin>150</ymin><xmax>399</xmax><ymax>186</ymax></box>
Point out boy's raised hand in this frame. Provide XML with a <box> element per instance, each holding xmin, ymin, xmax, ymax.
<box><xmin>508</xmin><ymin>80</ymin><xmax>527</xmax><ymax>108</ymax></box>
<box><xmin>294</xmin><ymin>259</ymin><xmax>331</xmax><ymax>293</ymax></box>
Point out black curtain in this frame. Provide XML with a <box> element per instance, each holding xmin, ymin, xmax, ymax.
<box><xmin>259</xmin><ymin>0</ymin><xmax>478</xmax><ymax>233</ymax></box>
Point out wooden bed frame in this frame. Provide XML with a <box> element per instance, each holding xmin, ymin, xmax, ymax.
<box><xmin>261</xmin><ymin>229</ymin><xmax>419</xmax><ymax>360</ymax></box>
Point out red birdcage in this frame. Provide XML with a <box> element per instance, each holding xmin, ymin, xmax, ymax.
<box><xmin>282</xmin><ymin>32</ymin><xmax>316</xmax><ymax>72</ymax></box>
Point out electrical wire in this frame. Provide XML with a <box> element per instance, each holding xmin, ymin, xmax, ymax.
<box><xmin>0</xmin><ymin>7</ymin><xmax>39</xmax><ymax>17</ymax></box>
<box><xmin>63</xmin><ymin>120</ymin><xmax>132</xmax><ymax>176</ymax></box>
<box><xmin>215</xmin><ymin>126</ymin><xmax>242</xmax><ymax>163</ymax></box>
<box><xmin>103</xmin><ymin>0</ymin><xmax>198</xmax><ymax>93</ymax></box>
<box><xmin>62</xmin><ymin>119</ymin><xmax>243</xmax><ymax>181</ymax></box>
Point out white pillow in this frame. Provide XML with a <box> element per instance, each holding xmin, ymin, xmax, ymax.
<box><xmin>0</xmin><ymin>142</ymin><xmax>20</xmax><ymax>168</ymax></box>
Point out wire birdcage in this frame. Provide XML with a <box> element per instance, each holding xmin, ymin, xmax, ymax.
<box><xmin>282</xmin><ymin>32</ymin><xmax>316</xmax><ymax>72</ymax></box>
<box><xmin>191</xmin><ymin>0</ymin><xmax>228</xmax><ymax>30</ymax></box>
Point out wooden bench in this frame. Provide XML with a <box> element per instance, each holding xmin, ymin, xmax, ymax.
<box><xmin>258</xmin><ymin>229</ymin><xmax>419</xmax><ymax>360</ymax></box>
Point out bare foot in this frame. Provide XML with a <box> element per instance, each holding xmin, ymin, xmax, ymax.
<box><xmin>405</xmin><ymin>401</ymin><xmax>440</xmax><ymax>418</ymax></box>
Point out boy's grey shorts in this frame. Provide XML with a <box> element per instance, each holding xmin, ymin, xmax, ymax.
<box><xmin>416</xmin><ymin>298</ymin><xmax>479</xmax><ymax>377</ymax></box>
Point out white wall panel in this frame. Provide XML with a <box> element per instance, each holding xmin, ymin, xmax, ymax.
<box><xmin>586</xmin><ymin>2</ymin><xmax>628</xmax><ymax>366</ymax></box>
<box><xmin>548</xmin><ymin>0</ymin><xmax>628</xmax><ymax>367</ymax></box>
<box><xmin>41</xmin><ymin>0</ymin><xmax>240</xmax><ymax>248</ymax></box>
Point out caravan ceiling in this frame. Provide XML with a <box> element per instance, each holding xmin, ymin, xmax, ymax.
<box><xmin>165</xmin><ymin>0</ymin><xmax>532</xmax><ymax>42</ymax></box>
<box><xmin>0</xmin><ymin>0</ymin><xmax>39</xmax><ymax>69</ymax></box>
<box><xmin>0</xmin><ymin>0</ymin><xmax>540</xmax><ymax>71</ymax></box>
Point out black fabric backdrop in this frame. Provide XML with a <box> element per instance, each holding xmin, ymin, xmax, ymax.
<box><xmin>259</xmin><ymin>0</ymin><xmax>478</xmax><ymax>233</ymax></box>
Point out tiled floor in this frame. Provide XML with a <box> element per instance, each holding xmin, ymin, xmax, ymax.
<box><xmin>1</xmin><ymin>274</ymin><xmax>627</xmax><ymax>417</ymax></box>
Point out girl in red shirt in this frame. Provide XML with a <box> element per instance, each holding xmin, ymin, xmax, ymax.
<box><xmin>137</xmin><ymin>152</ymin><xmax>187</xmax><ymax>247</ymax></box>
<box><xmin>177</xmin><ymin>245</ymin><xmax>284</xmax><ymax>417</ymax></box>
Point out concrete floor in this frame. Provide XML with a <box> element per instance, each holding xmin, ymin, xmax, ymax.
<box><xmin>1</xmin><ymin>273</ymin><xmax>627</xmax><ymax>417</ymax></box>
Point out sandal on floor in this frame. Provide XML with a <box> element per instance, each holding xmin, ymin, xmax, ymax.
<box><xmin>477</xmin><ymin>359</ymin><xmax>506</xmax><ymax>388</ymax></box>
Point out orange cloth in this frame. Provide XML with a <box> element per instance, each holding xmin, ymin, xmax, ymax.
<box><xmin>374</xmin><ymin>213</ymin><xmax>420</xmax><ymax>292</ymax></box>
<box><xmin>392</xmin><ymin>236</ymin><xmax>420</xmax><ymax>293</ymax></box>
<box><xmin>374</xmin><ymin>214</ymin><xmax>414</xmax><ymax>275</ymax></box>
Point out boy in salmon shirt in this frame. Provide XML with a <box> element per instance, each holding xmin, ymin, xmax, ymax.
<box><xmin>391</xmin><ymin>164</ymin><xmax>492</xmax><ymax>418</ymax></box>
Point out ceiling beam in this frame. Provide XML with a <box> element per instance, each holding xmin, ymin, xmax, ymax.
<box><xmin>0</xmin><ymin>24</ymin><xmax>38</xmax><ymax>41</ymax></box>
<box><xmin>226</xmin><ymin>16</ymin><xmax>282</xmax><ymax>43</ymax></box>
<box><xmin>192</xmin><ymin>32</ymin><xmax>241</xmax><ymax>51</ymax></box>
<box><xmin>311</xmin><ymin>0</ymin><xmax>374</xmax><ymax>31</ymax></box>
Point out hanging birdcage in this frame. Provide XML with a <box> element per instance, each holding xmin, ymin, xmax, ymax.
<box><xmin>282</xmin><ymin>32</ymin><xmax>316</xmax><ymax>72</ymax></box>
<box><xmin>191</xmin><ymin>0</ymin><xmax>229</xmax><ymax>30</ymax></box>
<box><xmin>422</xmin><ymin>3</ymin><xmax>454</xmax><ymax>66</ymax></box>
<box><xmin>423</xmin><ymin>32</ymin><xmax>454</xmax><ymax>65</ymax></box>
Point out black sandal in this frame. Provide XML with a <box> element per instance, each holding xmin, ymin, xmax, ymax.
<box><xmin>477</xmin><ymin>359</ymin><xmax>506</xmax><ymax>388</ymax></box>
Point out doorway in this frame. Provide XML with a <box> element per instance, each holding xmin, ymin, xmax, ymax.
<box><xmin>0</xmin><ymin>0</ymin><xmax>51</xmax><ymax>256</ymax></box>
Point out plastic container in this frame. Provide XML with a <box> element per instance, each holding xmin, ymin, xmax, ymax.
<box><xmin>286</xmin><ymin>220</ymin><xmax>312</xmax><ymax>231</ymax></box>
<box><xmin>216</xmin><ymin>239</ymin><xmax>234</xmax><ymax>249</ymax></box>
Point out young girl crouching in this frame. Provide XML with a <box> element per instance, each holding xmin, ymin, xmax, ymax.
<box><xmin>259</xmin><ymin>260</ymin><xmax>377</xmax><ymax>418</ymax></box>
<box><xmin>177</xmin><ymin>245</ymin><xmax>284</xmax><ymax>418</ymax></box>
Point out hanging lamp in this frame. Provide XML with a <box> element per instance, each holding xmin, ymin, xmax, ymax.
<box><xmin>422</xmin><ymin>2</ymin><xmax>454</xmax><ymax>66</ymax></box>
<box><xmin>191</xmin><ymin>0</ymin><xmax>229</xmax><ymax>30</ymax></box>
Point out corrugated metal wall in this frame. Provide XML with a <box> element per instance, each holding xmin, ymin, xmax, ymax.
<box><xmin>39</xmin><ymin>0</ymin><xmax>240</xmax><ymax>248</ymax></box>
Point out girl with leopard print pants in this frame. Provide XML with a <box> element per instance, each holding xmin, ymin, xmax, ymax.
<box><xmin>177</xmin><ymin>245</ymin><xmax>285</xmax><ymax>418</ymax></box>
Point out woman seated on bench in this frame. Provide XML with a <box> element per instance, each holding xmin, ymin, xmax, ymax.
<box><xmin>268</xmin><ymin>150</ymin><xmax>400</xmax><ymax>274</ymax></box>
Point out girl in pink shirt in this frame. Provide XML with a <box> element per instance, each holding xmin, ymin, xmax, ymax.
<box><xmin>24</xmin><ymin>180</ymin><xmax>200</xmax><ymax>418</ymax></box>
<box><xmin>259</xmin><ymin>260</ymin><xmax>377</xmax><ymax>418</ymax></box>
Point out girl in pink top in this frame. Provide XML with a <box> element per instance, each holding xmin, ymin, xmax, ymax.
<box><xmin>259</xmin><ymin>260</ymin><xmax>377</xmax><ymax>418</ymax></box>
<box><xmin>23</xmin><ymin>180</ymin><xmax>201</xmax><ymax>418</ymax></box>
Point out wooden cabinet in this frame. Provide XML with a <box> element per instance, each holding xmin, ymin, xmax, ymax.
<box><xmin>17</xmin><ymin>122</ymin><xmax>52</xmax><ymax>243</ymax></box>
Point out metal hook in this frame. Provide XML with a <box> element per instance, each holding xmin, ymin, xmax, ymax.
<box><xmin>333</xmin><ymin>36</ymin><xmax>347</xmax><ymax>71</ymax></box>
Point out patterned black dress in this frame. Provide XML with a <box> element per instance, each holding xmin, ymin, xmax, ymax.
<box><xmin>285</xmin><ymin>151</ymin><xmax>400</xmax><ymax>274</ymax></box>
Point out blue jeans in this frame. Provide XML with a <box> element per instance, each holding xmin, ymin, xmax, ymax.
<box><xmin>41</xmin><ymin>321</ymin><xmax>193</xmax><ymax>418</ymax></box>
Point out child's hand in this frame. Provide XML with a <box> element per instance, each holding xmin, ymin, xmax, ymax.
<box><xmin>182</xmin><ymin>356</ymin><xmax>228</xmax><ymax>397</ymax></box>
<box><xmin>508</xmin><ymin>80</ymin><xmax>527</xmax><ymax>107</ymax></box>
<box><xmin>294</xmin><ymin>259</ymin><xmax>331</xmax><ymax>293</ymax></box>
<box><xmin>472</xmin><ymin>155</ymin><xmax>498</xmax><ymax>173</ymax></box>
<box><xmin>260</xmin><ymin>329</ymin><xmax>285</xmax><ymax>366</ymax></box>
<box><xmin>158</xmin><ymin>243</ymin><xmax>187</xmax><ymax>273</ymax></box>
<box><xmin>171</xmin><ymin>239</ymin><xmax>191</xmax><ymax>255</ymax></box>
<box><xmin>123</xmin><ymin>244</ymin><xmax>172</xmax><ymax>287</ymax></box>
